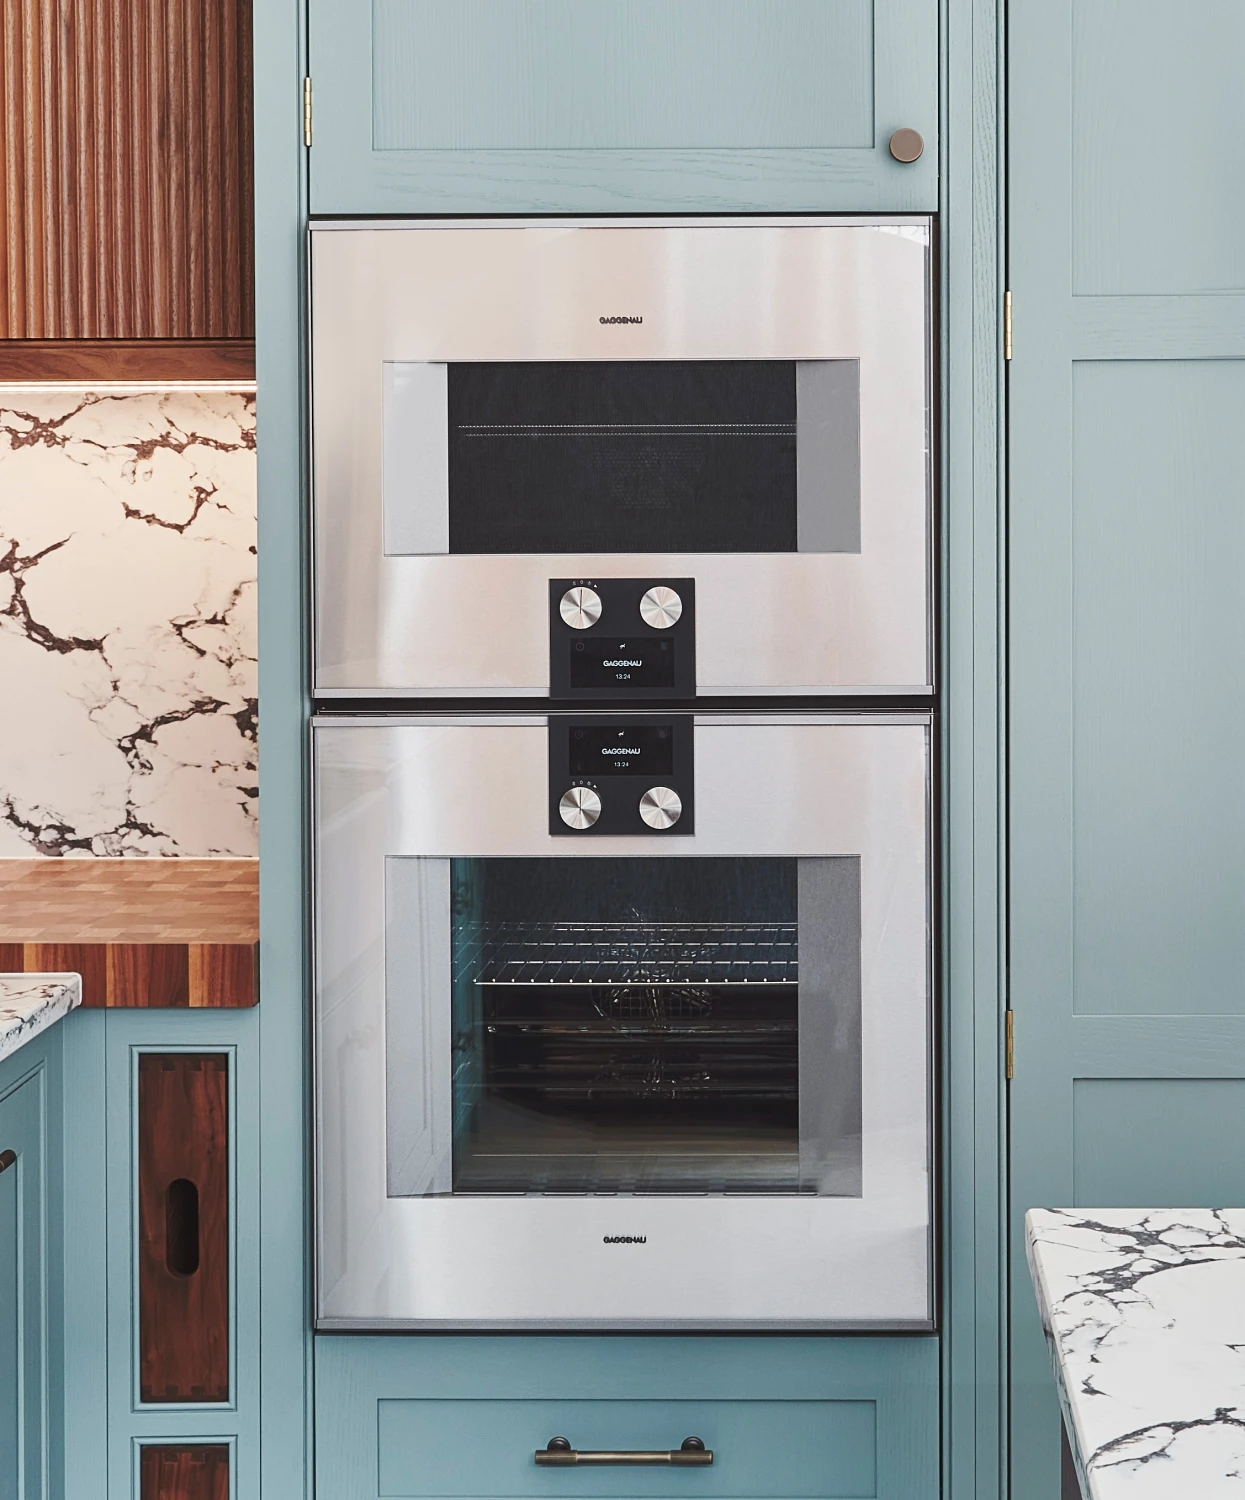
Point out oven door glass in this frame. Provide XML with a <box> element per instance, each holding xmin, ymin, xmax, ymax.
<box><xmin>385</xmin><ymin>359</ymin><xmax>859</xmax><ymax>556</ymax></box>
<box><xmin>385</xmin><ymin>856</ymin><xmax>861</xmax><ymax>1199</ymax></box>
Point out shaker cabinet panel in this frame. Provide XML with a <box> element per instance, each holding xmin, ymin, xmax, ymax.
<box><xmin>308</xmin><ymin>0</ymin><xmax>937</xmax><ymax>213</ymax></box>
<box><xmin>1008</xmin><ymin>1</ymin><xmax>1245</xmax><ymax>1496</ymax></box>
<box><xmin>316</xmin><ymin>1337</ymin><xmax>939</xmax><ymax>1500</ymax></box>
<box><xmin>0</xmin><ymin>1071</ymin><xmax>48</xmax><ymax>1500</ymax></box>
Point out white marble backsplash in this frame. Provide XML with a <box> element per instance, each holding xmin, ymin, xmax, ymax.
<box><xmin>0</xmin><ymin>388</ymin><xmax>256</xmax><ymax>856</ymax></box>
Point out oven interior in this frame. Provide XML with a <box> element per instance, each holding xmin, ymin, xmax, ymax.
<box><xmin>384</xmin><ymin>855</ymin><xmax>862</xmax><ymax>1198</ymax></box>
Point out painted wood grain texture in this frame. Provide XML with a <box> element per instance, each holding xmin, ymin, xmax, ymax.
<box><xmin>0</xmin><ymin>0</ymin><xmax>254</xmax><ymax>337</ymax></box>
<box><xmin>138</xmin><ymin>1054</ymin><xmax>229</xmax><ymax>1403</ymax></box>
<box><xmin>0</xmin><ymin>339</ymin><xmax>255</xmax><ymax>380</ymax></box>
<box><xmin>140</xmin><ymin>1445</ymin><xmax>230</xmax><ymax>1500</ymax></box>
<box><xmin>309</xmin><ymin>0</ymin><xmax>938</xmax><ymax>214</ymax></box>
<box><xmin>1008</xmin><ymin>3</ymin><xmax>1245</xmax><ymax>1497</ymax></box>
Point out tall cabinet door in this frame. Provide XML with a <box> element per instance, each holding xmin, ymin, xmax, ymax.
<box><xmin>0</xmin><ymin>1073</ymin><xmax>47</xmax><ymax>1500</ymax></box>
<box><xmin>307</xmin><ymin>0</ymin><xmax>937</xmax><ymax>213</ymax></box>
<box><xmin>1008</xmin><ymin>3</ymin><xmax>1245</xmax><ymax>1497</ymax></box>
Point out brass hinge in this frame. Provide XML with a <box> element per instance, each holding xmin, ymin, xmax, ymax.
<box><xmin>303</xmin><ymin>76</ymin><xmax>313</xmax><ymax>147</ymax></box>
<box><xmin>1005</xmin><ymin>1009</ymin><xmax>1014</xmax><ymax>1079</ymax></box>
<box><xmin>1004</xmin><ymin>290</ymin><xmax>1013</xmax><ymax>361</ymax></box>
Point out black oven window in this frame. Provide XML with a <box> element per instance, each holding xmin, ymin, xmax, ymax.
<box><xmin>447</xmin><ymin>361</ymin><xmax>798</xmax><ymax>554</ymax></box>
<box><xmin>440</xmin><ymin>856</ymin><xmax>861</xmax><ymax>1196</ymax></box>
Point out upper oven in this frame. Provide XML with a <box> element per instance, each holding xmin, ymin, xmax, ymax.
<box><xmin>310</xmin><ymin>218</ymin><xmax>933</xmax><ymax>700</ymax></box>
<box><xmin>313</xmin><ymin>712</ymin><xmax>932</xmax><ymax>1330</ymax></box>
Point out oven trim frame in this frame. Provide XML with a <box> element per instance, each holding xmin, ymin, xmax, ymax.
<box><xmin>306</xmin><ymin>216</ymin><xmax>935</xmax><ymax>700</ymax></box>
<box><xmin>310</xmin><ymin>711</ymin><xmax>935</xmax><ymax>1332</ymax></box>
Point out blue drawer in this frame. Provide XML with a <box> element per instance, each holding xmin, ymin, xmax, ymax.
<box><xmin>378</xmin><ymin>1398</ymin><xmax>874</xmax><ymax>1498</ymax></box>
<box><xmin>315</xmin><ymin>1337</ymin><xmax>938</xmax><ymax>1500</ymax></box>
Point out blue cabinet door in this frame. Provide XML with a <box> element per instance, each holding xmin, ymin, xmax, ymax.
<box><xmin>1008</xmin><ymin>2</ymin><xmax>1245</xmax><ymax>1497</ymax></box>
<box><xmin>307</xmin><ymin>0</ymin><xmax>937</xmax><ymax>213</ymax></box>
<box><xmin>0</xmin><ymin>1070</ymin><xmax>48</xmax><ymax>1500</ymax></box>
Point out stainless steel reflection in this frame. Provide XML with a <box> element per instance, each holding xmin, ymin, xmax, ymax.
<box><xmin>558</xmin><ymin>785</ymin><xmax>601</xmax><ymax>829</ymax></box>
<box><xmin>639</xmin><ymin>786</ymin><xmax>682</xmax><ymax>829</ymax></box>
<box><xmin>310</xmin><ymin>218</ymin><xmax>933</xmax><ymax>697</ymax></box>
<box><xmin>313</xmin><ymin>713</ymin><xmax>932</xmax><ymax>1329</ymax></box>
<box><xmin>559</xmin><ymin>586</ymin><xmax>602</xmax><ymax>630</ymax></box>
<box><xmin>639</xmin><ymin>586</ymin><xmax>683</xmax><ymax>630</ymax></box>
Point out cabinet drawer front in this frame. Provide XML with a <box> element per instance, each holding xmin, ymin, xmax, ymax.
<box><xmin>379</xmin><ymin>1398</ymin><xmax>874</xmax><ymax>1498</ymax></box>
<box><xmin>315</xmin><ymin>1336</ymin><xmax>938</xmax><ymax>1500</ymax></box>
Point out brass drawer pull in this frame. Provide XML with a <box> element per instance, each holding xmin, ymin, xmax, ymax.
<box><xmin>536</xmin><ymin>1436</ymin><xmax>712</xmax><ymax>1467</ymax></box>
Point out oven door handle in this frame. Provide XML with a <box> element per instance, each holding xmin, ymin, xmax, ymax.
<box><xmin>536</xmin><ymin>1436</ymin><xmax>712</xmax><ymax>1467</ymax></box>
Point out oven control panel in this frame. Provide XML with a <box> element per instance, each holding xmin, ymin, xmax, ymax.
<box><xmin>549</xmin><ymin>578</ymin><xmax>696</xmax><ymax>701</ymax></box>
<box><xmin>548</xmin><ymin>714</ymin><xmax>694</xmax><ymax>836</ymax></box>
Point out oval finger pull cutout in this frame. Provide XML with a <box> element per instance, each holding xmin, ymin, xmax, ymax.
<box><xmin>165</xmin><ymin>1178</ymin><xmax>200</xmax><ymax>1276</ymax></box>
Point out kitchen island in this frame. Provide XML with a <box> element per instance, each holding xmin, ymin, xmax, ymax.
<box><xmin>1027</xmin><ymin>1208</ymin><xmax>1245</xmax><ymax>1499</ymax></box>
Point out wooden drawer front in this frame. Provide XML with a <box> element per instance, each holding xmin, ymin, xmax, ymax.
<box><xmin>137</xmin><ymin>1054</ymin><xmax>229</xmax><ymax>1402</ymax></box>
<box><xmin>140</xmin><ymin>1445</ymin><xmax>230</xmax><ymax>1500</ymax></box>
<box><xmin>378</xmin><ymin>1400</ymin><xmax>874</xmax><ymax>1499</ymax></box>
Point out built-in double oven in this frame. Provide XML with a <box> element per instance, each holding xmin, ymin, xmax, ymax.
<box><xmin>310</xmin><ymin>218</ymin><xmax>935</xmax><ymax>1331</ymax></box>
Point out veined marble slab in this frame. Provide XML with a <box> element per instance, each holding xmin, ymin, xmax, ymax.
<box><xmin>0</xmin><ymin>973</ymin><xmax>82</xmax><ymax>1063</ymax></box>
<box><xmin>1027</xmin><ymin>1208</ymin><xmax>1245</xmax><ymax>1500</ymax></box>
<box><xmin>0</xmin><ymin>388</ymin><xmax>256</xmax><ymax>856</ymax></box>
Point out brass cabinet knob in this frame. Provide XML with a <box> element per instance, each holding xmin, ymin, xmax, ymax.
<box><xmin>889</xmin><ymin>128</ymin><xmax>925</xmax><ymax>163</ymax></box>
<box><xmin>0</xmin><ymin>1149</ymin><xmax>16</xmax><ymax>1173</ymax></box>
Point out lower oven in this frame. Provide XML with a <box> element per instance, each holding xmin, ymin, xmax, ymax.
<box><xmin>313</xmin><ymin>713</ymin><xmax>933</xmax><ymax>1330</ymax></box>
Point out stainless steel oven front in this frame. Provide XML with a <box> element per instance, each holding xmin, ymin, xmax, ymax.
<box><xmin>310</xmin><ymin>218</ymin><xmax>932</xmax><ymax>700</ymax></box>
<box><xmin>313</xmin><ymin>713</ymin><xmax>932</xmax><ymax>1330</ymax></box>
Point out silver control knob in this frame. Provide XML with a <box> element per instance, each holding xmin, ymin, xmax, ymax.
<box><xmin>639</xmin><ymin>786</ymin><xmax>682</xmax><ymax>830</ymax></box>
<box><xmin>559</xmin><ymin>785</ymin><xmax>602</xmax><ymax>830</ymax></box>
<box><xmin>639</xmin><ymin>585</ymin><xmax>682</xmax><ymax>630</ymax></box>
<box><xmin>559</xmin><ymin>586</ymin><xmax>602</xmax><ymax>630</ymax></box>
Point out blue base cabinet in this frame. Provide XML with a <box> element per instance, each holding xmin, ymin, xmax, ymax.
<box><xmin>0</xmin><ymin>1040</ymin><xmax>61</xmax><ymax>1500</ymax></box>
<box><xmin>315</xmin><ymin>1336</ymin><xmax>939</xmax><ymax>1500</ymax></box>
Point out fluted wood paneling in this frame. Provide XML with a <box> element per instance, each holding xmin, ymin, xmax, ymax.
<box><xmin>0</xmin><ymin>0</ymin><xmax>253</xmax><ymax>338</ymax></box>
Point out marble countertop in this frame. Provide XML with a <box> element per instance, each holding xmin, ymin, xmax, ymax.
<box><xmin>0</xmin><ymin>972</ymin><xmax>82</xmax><ymax>1064</ymax></box>
<box><xmin>1027</xmin><ymin>1208</ymin><xmax>1245</xmax><ymax>1500</ymax></box>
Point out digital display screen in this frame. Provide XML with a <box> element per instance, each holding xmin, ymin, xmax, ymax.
<box><xmin>569</xmin><ymin>637</ymin><xmax>675</xmax><ymax>690</ymax></box>
<box><xmin>569</xmin><ymin>725</ymin><xmax>675</xmax><ymax>777</ymax></box>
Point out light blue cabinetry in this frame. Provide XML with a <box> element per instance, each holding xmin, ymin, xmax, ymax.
<box><xmin>307</xmin><ymin>0</ymin><xmax>938</xmax><ymax>212</ymax></box>
<box><xmin>0</xmin><ymin>1040</ymin><xmax>60</xmax><ymax>1500</ymax></box>
<box><xmin>25</xmin><ymin>1009</ymin><xmax>264</xmax><ymax>1500</ymax></box>
<box><xmin>317</xmin><ymin>1336</ymin><xmax>940</xmax><ymax>1500</ymax></box>
<box><xmin>1008</xmin><ymin>1</ymin><xmax>1245</xmax><ymax>1495</ymax></box>
<box><xmin>251</xmin><ymin>0</ymin><xmax>1009</xmax><ymax>1495</ymax></box>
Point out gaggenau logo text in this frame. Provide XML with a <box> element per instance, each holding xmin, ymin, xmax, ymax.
<box><xmin>603</xmin><ymin>1235</ymin><xmax>647</xmax><ymax>1245</ymax></box>
<box><xmin>600</xmin><ymin>316</ymin><xmax>643</xmax><ymax>324</ymax></box>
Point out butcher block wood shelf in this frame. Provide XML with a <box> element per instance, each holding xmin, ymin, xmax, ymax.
<box><xmin>0</xmin><ymin>860</ymin><xmax>257</xmax><ymax>1009</ymax></box>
